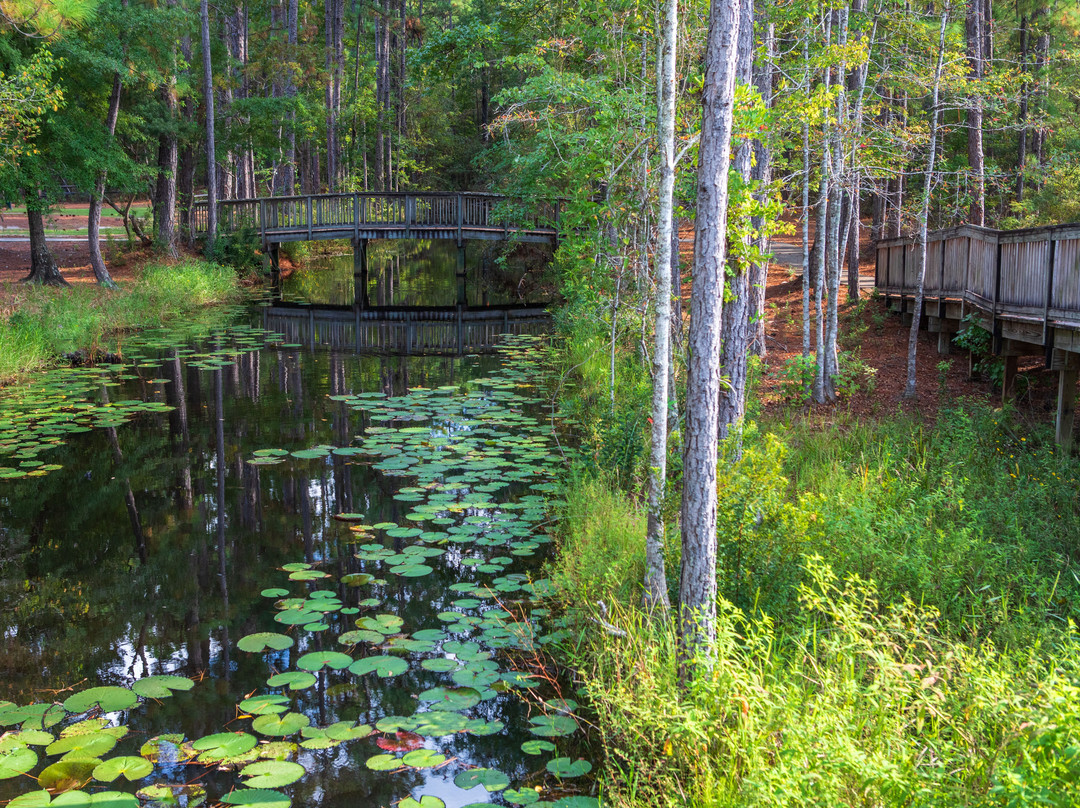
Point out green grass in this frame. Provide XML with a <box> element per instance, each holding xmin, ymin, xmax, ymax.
<box><xmin>0</xmin><ymin>259</ymin><xmax>243</xmax><ymax>383</ymax></box>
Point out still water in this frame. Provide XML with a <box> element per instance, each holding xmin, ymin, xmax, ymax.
<box><xmin>0</xmin><ymin>245</ymin><xmax>592</xmax><ymax>808</ymax></box>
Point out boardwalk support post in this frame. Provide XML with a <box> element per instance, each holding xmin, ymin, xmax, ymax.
<box><xmin>1056</xmin><ymin>352</ymin><xmax>1078</xmax><ymax>450</ymax></box>
<box><xmin>456</xmin><ymin>243</ymin><xmax>466</xmax><ymax>306</ymax></box>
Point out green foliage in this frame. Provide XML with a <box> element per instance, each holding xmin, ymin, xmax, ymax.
<box><xmin>0</xmin><ymin>259</ymin><xmax>241</xmax><ymax>383</ymax></box>
<box><xmin>209</xmin><ymin>225</ymin><xmax>262</xmax><ymax>273</ymax></box>
<box><xmin>955</xmin><ymin>314</ymin><xmax>1004</xmax><ymax>387</ymax></box>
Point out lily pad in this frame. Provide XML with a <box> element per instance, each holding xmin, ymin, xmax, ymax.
<box><xmin>92</xmin><ymin>756</ymin><xmax>153</xmax><ymax>782</ymax></box>
<box><xmin>521</xmin><ymin>740</ymin><xmax>556</xmax><ymax>755</ymax></box>
<box><xmin>265</xmin><ymin>672</ymin><xmax>317</xmax><ymax>691</ymax></box>
<box><xmin>238</xmin><ymin>633</ymin><xmax>295</xmax><ymax>653</ymax></box>
<box><xmin>220</xmin><ymin>789</ymin><xmax>291</xmax><ymax>808</ymax></box>
<box><xmin>63</xmin><ymin>688</ymin><xmax>137</xmax><ymax>715</ymax></box>
<box><xmin>0</xmin><ymin>747</ymin><xmax>38</xmax><ymax>779</ymax></box>
<box><xmin>348</xmin><ymin>656</ymin><xmax>408</xmax><ymax>678</ymax></box>
<box><xmin>251</xmin><ymin>712</ymin><xmax>310</xmax><ymax>737</ymax></box>
<box><xmin>296</xmin><ymin>651</ymin><xmax>353</xmax><ymax>671</ymax></box>
<box><xmin>130</xmin><ymin>675</ymin><xmax>194</xmax><ymax>699</ymax></box>
<box><xmin>546</xmin><ymin>758</ymin><xmax>592</xmax><ymax>778</ymax></box>
<box><xmin>527</xmin><ymin>714</ymin><xmax>578</xmax><ymax>737</ymax></box>
<box><xmin>239</xmin><ymin>760</ymin><xmax>306</xmax><ymax>788</ymax></box>
<box><xmin>364</xmin><ymin>754</ymin><xmax>401</xmax><ymax>771</ymax></box>
<box><xmin>453</xmin><ymin>768</ymin><xmax>510</xmax><ymax>792</ymax></box>
<box><xmin>46</xmin><ymin>733</ymin><xmax>117</xmax><ymax>759</ymax></box>
<box><xmin>135</xmin><ymin>784</ymin><xmax>206</xmax><ymax>807</ymax></box>
<box><xmin>400</xmin><ymin>798</ymin><xmax>445</xmax><ymax>808</ymax></box>
<box><xmin>239</xmin><ymin>695</ymin><xmax>290</xmax><ymax>716</ymax></box>
<box><xmin>418</xmin><ymin>686</ymin><xmax>481</xmax><ymax>711</ymax></box>
<box><xmin>191</xmin><ymin>732</ymin><xmax>257</xmax><ymax>763</ymax></box>
<box><xmin>38</xmin><ymin>760</ymin><xmax>99</xmax><ymax>792</ymax></box>
<box><xmin>401</xmin><ymin>749</ymin><xmax>446</xmax><ymax>769</ymax></box>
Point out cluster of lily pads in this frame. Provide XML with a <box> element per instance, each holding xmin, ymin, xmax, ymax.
<box><xmin>0</xmin><ymin>323</ymin><xmax>286</xmax><ymax>481</ymax></box>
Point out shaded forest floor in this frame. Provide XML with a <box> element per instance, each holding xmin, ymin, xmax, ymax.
<box><xmin>678</xmin><ymin>221</ymin><xmax>1075</xmax><ymax>436</ymax></box>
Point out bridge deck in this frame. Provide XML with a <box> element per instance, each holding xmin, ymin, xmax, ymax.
<box><xmin>192</xmin><ymin>192</ymin><xmax>560</xmax><ymax>246</ymax></box>
<box><xmin>876</xmin><ymin>222</ymin><xmax>1080</xmax><ymax>446</ymax></box>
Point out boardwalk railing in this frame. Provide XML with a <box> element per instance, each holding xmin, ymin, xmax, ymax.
<box><xmin>876</xmin><ymin>222</ymin><xmax>1080</xmax><ymax>340</ymax></box>
<box><xmin>192</xmin><ymin>192</ymin><xmax>561</xmax><ymax>245</ymax></box>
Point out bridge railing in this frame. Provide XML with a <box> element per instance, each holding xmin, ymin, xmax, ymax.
<box><xmin>191</xmin><ymin>192</ymin><xmax>560</xmax><ymax>242</ymax></box>
<box><xmin>876</xmin><ymin>222</ymin><xmax>1080</xmax><ymax>330</ymax></box>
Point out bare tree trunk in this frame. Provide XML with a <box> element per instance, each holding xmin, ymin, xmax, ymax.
<box><xmin>679</xmin><ymin>0</ymin><xmax>741</xmax><ymax>667</ymax></box>
<box><xmin>748</xmin><ymin>19</ymin><xmax>774</xmax><ymax>356</ymax></box>
<box><xmin>903</xmin><ymin>8</ymin><xmax>950</xmax><ymax>399</ymax></box>
<box><xmin>801</xmin><ymin>34</ymin><xmax>811</xmax><ymax>361</ymax></box>
<box><xmin>1017</xmin><ymin>14</ymin><xmax>1027</xmax><ymax>204</ymax></box>
<box><xmin>822</xmin><ymin>4</ymin><xmax>848</xmax><ymax>402</ymax></box>
<box><xmin>718</xmin><ymin>0</ymin><xmax>754</xmax><ymax>439</ymax></box>
<box><xmin>23</xmin><ymin>204</ymin><xmax>68</xmax><ymax>285</ymax></box>
<box><xmin>88</xmin><ymin>73</ymin><xmax>122</xmax><ymax>287</ymax></box>
<box><xmin>201</xmin><ymin>0</ymin><xmax>218</xmax><ymax>249</ymax></box>
<box><xmin>966</xmin><ymin>0</ymin><xmax>985</xmax><ymax>225</ymax></box>
<box><xmin>644</xmin><ymin>0</ymin><xmax>677</xmax><ymax>618</ymax></box>
<box><xmin>156</xmin><ymin>86</ymin><xmax>179</xmax><ymax>258</ymax></box>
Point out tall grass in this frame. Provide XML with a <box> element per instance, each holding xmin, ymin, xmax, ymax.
<box><xmin>0</xmin><ymin>259</ymin><xmax>242</xmax><ymax>383</ymax></box>
<box><xmin>550</xmin><ymin>405</ymin><xmax>1080</xmax><ymax>807</ymax></box>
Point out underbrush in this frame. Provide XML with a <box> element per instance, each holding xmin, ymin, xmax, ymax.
<box><xmin>0</xmin><ymin>259</ymin><xmax>242</xmax><ymax>383</ymax></box>
<box><xmin>550</xmin><ymin>404</ymin><xmax>1080</xmax><ymax>807</ymax></box>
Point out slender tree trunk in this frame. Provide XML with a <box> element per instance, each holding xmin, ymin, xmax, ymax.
<box><xmin>1017</xmin><ymin>14</ymin><xmax>1027</xmax><ymax>203</ymax></box>
<box><xmin>23</xmin><ymin>204</ymin><xmax>68</xmax><ymax>285</ymax></box>
<box><xmin>644</xmin><ymin>0</ymin><xmax>677</xmax><ymax>618</ymax></box>
<box><xmin>822</xmin><ymin>5</ymin><xmax>848</xmax><ymax>402</ymax></box>
<box><xmin>201</xmin><ymin>0</ymin><xmax>218</xmax><ymax>249</ymax></box>
<box><xmin>801</xmin><ymin>34</ymin><xmax>811</xmax><ymax>361</ymax></box>
<box><xmin>903</xmin><ymin>8</ymin><xmax>950</xmax><ymax>399</ymax></box>
<box><xmin>88</xmin><ymin>73</ymin><xmax>122</xmax><ymax>288</ymax></box>
<box><xmin>156</xmin><ymin>86</ymin><xmax>179</xmax><ymax>258</ymax></box>
<box><xmin>966</xmin><ymin>0</ymin><xmax>985</xmax><ymax>225</ymax></box>
<box><xmin>718</xmin><ymin>0</ymin><xmax>754</xmax><ymax>439</ymax></box>
<box><xmin>748</xmin><ymin>19</ymin><xmax>774</xmax><ymax>356</ymax></box>
<box><xmin>679</xmin><ymin>0</ymin><xmax>741</xmax><ymax>667</ymax></box>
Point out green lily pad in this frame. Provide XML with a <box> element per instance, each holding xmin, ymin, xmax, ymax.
<box><xmin>296</xmin><ymin>651</ymin><xmax>353</xmax><ymax>672</ymax></box>
<box><xmin>453</xmin><ymin>768</ymin><xmax>510</xmax><ymax>792</ymax></box>
<box><xmin>62</xmin><ymin>688</ymin><xmax>137</xmax><ymax>715</ymax></box>
<box><xmin>546</xmin><ymin>758</ymin><xmax>592</xmax><ymax>778</ymax></box>
<box><xmin>400</xmin><ymin>798</ymin><xmax>445</xmax><ymax>808</ymax></box>
<box><xmin>265</xmin><ymin>672</ymin><xmax>317</xmax><ymax>691</ymax></box>
<box><xmin>8</xmin><ymin>791</ymin><xmax>52</xmax><ymax>807</ymax></box>
<box><xmin>418</xmin><ymin>686</ymin><xmax>481</xmax><ymax>711</ymax></box>
<box><xmin>0</xmin><ymin>747</ymin><xmax>38</xmax><ymax>779</ymax></box>
<box><xmin>130</xmin><ymin>675</ymin><xmax>194</xmax><ymax>699</ymax></box>
<box><xmin>46</xmin><ymin>733</ymin><xmax>117</xmax><ymax>759</ymax></box>
<box><xmin>92</xmin><ymin>756</ymin><xmax>153</xmax><ymax>782</ymax></box>
<box><xmin>251</xmin><ymin>712</ymin><xmax>310</xmax><ymax>737</ymax></box>
<box><xmin>238</xmin><ymin>633</ymin><xmax>295</xmax><ymax>653</ymax></box>
<box><xmin>419</xmin><ymin>658</ymin><xmax>459</xmax><ymax>673</ymax></box>
<box><xmin>221</xmin><ymin>789</ymin><xmax>290</xmax><ymax>808</ymax></box>
<box><xmin>504</xmin><ymin>788</ymin><xmax>541</xmax><ymax>806</ymax></box>
<box><xmin>191</xmin><ymin>732</ymin><xmax>257</xmax><ymax>763</ymax></box>
<box><xmin>135</xmin><ymin>784</ymin><xmax>207</xmax><ymax>807</ymax></box>
<box><xmin>521</xmin><ymin>740</ymin><xmax>556</xmax><ymax>755</ymax></box>
<box><xmin>239</xmin><ymin>760</ymin><xmax>306</xmax><ymax>788</ymax></box>
<box><xmin>527</xmin><ymin>714</ymin><xmax>577</xmax><ymax>737</ymax></box>
<box><xmin>239</xmin><ymin>695</ymin><xmax>290</xmax><ymax>716</ymax></box>
<box><xmin>401</xmin><ymin>749</ymin><xmax>446</xmax><ymax>769</ymax></box>
<box><xmin>261</xmin><ymin>588</ymin><xmax>289</xmax><ymax>598</ymax></box>
<box><xmin>364</xmin><ymin>754</ymin><xmax>401</xmax><ymax>771</ymax></box>
<box><xmin>348</xmin><ymin>656</ymin><xmax>408</xmax><ymax>678</ymax></box>
<box><xmin>38</xmin><ymin>759</ymin><xmax>99</xmax><ymax>792</ymax></box>
<box><xmin>139</xmin><ymin>735</ymin><xmax>193</xmax><ymax>763</ymax></box>
<box><xmin>87</xmin><ymin>792</ymin><xmax>140</xmax><ymax>808</ymax></box>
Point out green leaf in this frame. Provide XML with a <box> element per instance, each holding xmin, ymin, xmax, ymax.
<box><xmin>265</xmin><ymin>672</ymin><xmax>317</xmax><ymax>691</ymax></box>
<box><xmin>130</xmin><ymin>676</ymin><xmax>194</xmax><ymax>699</ymax></box>
<box><xmin>239</xmin><ymin>695</ymin><xmax>290</xmax><ymax>716</ymax></box>
<box><xmin>348</xmin><ymin>656</ymin><xmax>408</xmax><ymax>677</ymax></box>
<box><xmin>364</xmin><ymin>754</ymin><xmax>401</xmax><ymax>771</ymax></box>
<box><xmin>521</xmin><ymin>740</ymin><xmax>556</xmax><ymax>755</ymax></box>
<box><xmin>251</xmin><ymin>712</ymin><xmax>310</xmax><ymax>737</ymax></box>
<box><xmin>239</xmin><ymin>760</ymin><xmax>306</xmax><ymax>788</ymax></box>
<box><xmin>92</xmin><ymin>756</ymin><xmax>153</xmax><ymax>782</ymax></box>
<box><xmin>545</xmin><ymin>758</ymin><xmax>592</xmax><ymax>778</ymax></box>
<box><xmin>401</xmin><ymin>749</ymin><xmax>445</xmax><ymax>768</ymax></box>
<box><xmin>46</xmin><ymin>733</ymin><xmax>117</xmax><ymax>759</ymax></box>
<box><xmin>38</xmin><ymin>760</ymin><xmax>100</xmax><ymax>792</ymax></box>
<box><xmin>400</xmin><ymin>797</ymin><xmax>445</xmax><ymax>808</ymax></box>
<box><xmin>453</xmin><ymin>768</ymin><xmax>510</xmax><ymax>792</ymax></box>
<box><xmin>191</xmin><ymin>732</ymin><xmax>257</xmax><ymax>763</ymax></box>
<box><xmin>0</xmin><ymin>747</ymin><xmax>38</xmax><ymax>779</ymax></box>
<box><xmin>296</xmin><ymin>651</ymin><xmax>353</xmax><ymax>671</ymax></box>
<box><xmin>220</xmin><ymin>789</ymin><xmax>291</xmax><ymax>808</ymax></box>
<box><xmin>238</xmin><ymin>633</ymin><xmax>295</xmax><ymax>653</ymax></box>
<box><xmin>418</xmin><ymin>686</ymin><xmax>481</xmax><ymax>711</ymax></box>
<box><xmin>63</xmin><ymin>687</ymin><xmax>137</xmax><ymax>715</ymax></box>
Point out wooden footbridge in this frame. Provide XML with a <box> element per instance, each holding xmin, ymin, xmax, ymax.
<box><xmin>876</xmin><ymin>222</ymin><xmax>1080</xmax><ymax>447</ymax></box>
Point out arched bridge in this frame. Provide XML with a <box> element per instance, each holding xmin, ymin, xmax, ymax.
<box><xmin>191</xmin><ymin>192</ymin><xmax>561</xmax><ymax>247</ymax></box>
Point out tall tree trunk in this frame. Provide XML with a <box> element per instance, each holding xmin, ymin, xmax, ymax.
<box><xmin>178</xmin><ymin>32</ymin><xmax>196</xmax><ymax>240</ymax></box>
<box><xmin>644</xmin><ymin>0</ymin><xmax>677</xmax><ymax>618</ymax></box>
<box><xmin>822</xmin><ymin>4</ymin><xmax>848</xmax><ymax>402</ymax></box>
<box><xmin>1017</xmin><ymin>14</ymin><xmax>1027</xmax><ymax>203</ymax></box>
<box><xmin>801</xmin><ymin>33</ymin><xmax>811</xmax><ymax>361</ymax></box>
<box><xmin>748</xmin><ymin>18</ymin><xmax>774</xmax><ymax>355</ymax></box>
<box><xmin>718</xmin><ymin>0</ymin><xmax>754</xmax><ymax>439</ymax></box>
<box><xmin>201</xmin><ymin>0</ymin><xmax>218</xmax><ymax>249</ymax></box>
<box><xmin>156</xmin><ymin>86</ymin><xmax>179</xmax><ymax>258</ymax></box>
<box><xmin>966</xmin><ymin>0</ymin><xmax>985</xmax><ymax>225</ymax></box>
<box><xmin>679</xmin><ymin>0</ymin><xmax>741</xmax><ymax>667</ymax></box>
<box><xmin>88</xmin><ymin>73</ymin><xmax>122</xmax><ymax>288</ymax></box>
<box><xmin>903</xmin><ymin>9</ymin><xmax>949</xmax><ymax>399</ymax></box>
<box><xmin>23</xmin><ymin>204</ymin><xmax>68</xmax><ymax>285</ymax></box>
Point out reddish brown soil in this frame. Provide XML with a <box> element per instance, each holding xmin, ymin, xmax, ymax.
<box><xmin>679</xmin><ymin>223</ymin><xmax>1071</xmax><ymax>431</ymax></box>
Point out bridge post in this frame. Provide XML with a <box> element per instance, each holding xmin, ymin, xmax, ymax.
<box><xmin>456</xmin><ymin>243</ymin><xmax>467</xmax><ymax>306</ymax></box>
<box><xmin>1056</xmin><ymin>354</ymin><xmax>1078</xmax><ymax>450</ymax></box>
<box><xmin>267</xmin><ymin>242</ymin><xmax>281</xmax><ymax>302</ymax></box>
<box><xmin>353</xmin><ymin>238</ymin><xmax>369</xmax><ymax>309</ymax></box>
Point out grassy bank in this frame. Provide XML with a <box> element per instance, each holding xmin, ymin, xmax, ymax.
<box><xmin>0</xmin><ymin>260</ymin><xmax>243</xmax><ymax>384</ymax></box>
<box><xmin>547</xmin><ymin>322</ymin><xmax>1080</xmax><ymax>806</ymax></box>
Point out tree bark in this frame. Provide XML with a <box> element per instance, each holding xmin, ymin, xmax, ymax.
<box><xmin>679</xmin><ymin>0</ymin><xmax>741</xmax><ymax>667</ymax></box>
<box><xmin>748</xmin><ymin>19</ymin><xmax>774</xmax><ymax>355</ymax></box>
<box><xmin>903</xmin><ymin>9</ymin><xmax>950</xmax><ymax>399</ymax></box>
<box><xmin>201</xmin><ymin>0</ymin><xmax>218</xmax><ymax>249</ymax></box>
<box><xmin>644</xmin><ymin>0</ymin><xmax>677</xmax><ymax>618</ymax></box>
<box><xmin>23</xmin><ymin>205</ymin><xmax>68</xmax><ymax>285</ymax></box>
<box><xmin>156</xmin><ymin>85</ymin><xmax>179</xmax><ymax>258</ymax></box>
<box><xmin>965</xmin><ymin>0</ymin><xmax>985</xmax><ymax>225</ymax></box>
<box><xmin>88</xmin><ymin>73</ymin><xmax>122</xmax><ymax>287</ymax></box>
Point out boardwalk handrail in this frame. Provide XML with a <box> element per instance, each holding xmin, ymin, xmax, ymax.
<box><xmin>875</xmin><ymin>222</ymin><xmax>1080</xmax><ymax>334</ymax></box>
<box><xmin>191</xmin><ymin>191</ymin><xmax>561</xmax><ymax>245</ymax></box>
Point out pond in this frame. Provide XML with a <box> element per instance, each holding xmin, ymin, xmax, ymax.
<box><xmin>0</xmin><ymin>245</ymin><xmax>593</xmax><ymax>808</ymax></box>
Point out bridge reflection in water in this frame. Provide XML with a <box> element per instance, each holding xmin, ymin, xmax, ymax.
<box><xmin>261</xmin><ymin>303</ymin><xmax>551</xmax><ymax>356</ymax></box>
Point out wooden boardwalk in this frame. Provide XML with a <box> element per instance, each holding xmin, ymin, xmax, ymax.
<box><xmin>192</xmin><ymin>192</ymin><xmax>560</xmax><ymax>247</ymax></box>
<box><xmin>876</xmin><ymin>222</ymin><xmax>1080</xmax><ymax>446</ymax></box>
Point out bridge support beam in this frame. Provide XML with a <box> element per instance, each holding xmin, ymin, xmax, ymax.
<box><xmin>1055</xmin><ymin>352</ymin><xmax>1080</xmax><ymax>449</ymax></box>
<box><xmin>266</xmin><ymin>243</ymin><xmax>281</xmax><ymax>301</ymax></box>
<box><xmin>456</xmin><ymin>243</ymin><xmax>467</xmax><ymax>306</ymax></box>
<box><xmin>353</xmin><ymin>238</ymin><xmax>369</xmax><ymax>309</ymax></box>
